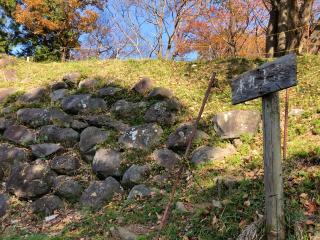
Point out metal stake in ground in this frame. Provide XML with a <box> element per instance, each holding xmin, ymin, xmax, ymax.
<box><xmin>158</xmin><ymin>73</ymin><xmax>217</xmax><ymax>234</ymax></box>
<box><xmin>231</xmin><ymin>54</ymin><xmax>297</xmax><ymax>240</ymax></box>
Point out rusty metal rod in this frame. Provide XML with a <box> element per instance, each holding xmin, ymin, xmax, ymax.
<box><xmin>158</xmin><ymin>73</ymin><xmax>217</xmax><ymax>234</ymax></box>
<box><xmin>283</xmin><ymin>89</ymin><xmax>289</xmax><ymax>160</ymax></box>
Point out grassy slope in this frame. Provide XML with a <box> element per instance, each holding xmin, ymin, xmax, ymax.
<box><xmin>0</xmin><ymin>55</ymin><xmax>319</xmax><ymax>239</ymax></box>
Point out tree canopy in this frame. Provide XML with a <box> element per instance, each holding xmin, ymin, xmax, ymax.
<box><xmin>0</xmin><ymin>0</ymin><xmax>319</xmax><ymax>61</ymax></box>
<box><xmin>0</xmin><ymin>0</ymin><xmax>104</xmax><ymax>60</ymax></box>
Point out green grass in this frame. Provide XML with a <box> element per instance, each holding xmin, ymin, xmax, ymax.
<box><xmin>1</xmin><ymin>55</ymin><xmax>320</xmax><ymax>239</ymax></box>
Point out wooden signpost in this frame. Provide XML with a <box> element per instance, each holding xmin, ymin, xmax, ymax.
<box><xmin>231</xmin><ymin>53</ymin><xmax>297</xmax><ymax>240</ymax></box>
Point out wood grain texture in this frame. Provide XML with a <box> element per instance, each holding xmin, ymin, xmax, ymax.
<box><xmin>262</xmin><ymin>92</ymin><xmax>285</xmax><ymax>240</ymax></box>
<box><xmin>231</xmin><ymin>54</ymin><xmax>297</xmax><ymax>105</ymax></box>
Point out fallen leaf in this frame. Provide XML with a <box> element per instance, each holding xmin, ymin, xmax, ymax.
<box><xmin>156</xmin><ymin>212</ymin><xmax>162</xmax><ymax>220</ymax></box>
<box><xmin>212</xmin><ymin>215</ymin><xmax>218</xmax><ymax>228</ymax></box>
<box><xmin>300</xmin><ymin>193</ymin><xmax>308</xmax><ymax>199</ymax></box>
<box><xmin>305</xmin><ymin>220</ymin><xmax>315</xmax><ymax>225</ymax></box>
<box><xmin>239</xmin><ymin>219</ymin><xmax>247</xmax><ymax>228</ymax></box>
<box><xmin>244</xmin><ymin>200</ymin><xmax>251</xmax><ymax>207</ymax></box>
<box><xmin>212</xmin><ymin>200</ymin><xmax>222</xmax><ymax>209</ymax></box>
<box><xmin>222</xmin><ymin>199</ymin><xmax>231</xmax><ymax>205</ymax></box>
<box><xmin>304</xmin><ymin>200</ymin><xmax>318</xmax><ymax>215</ymax></box>
<box><xmin>44</xmin><ymin>214</ymin><xmax>58</xmax><ymax>222</ymax></box>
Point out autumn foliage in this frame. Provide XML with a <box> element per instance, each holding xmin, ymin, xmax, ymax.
<box><xmin>13</xmin><ymin>0</ymin><xmax>103</xmax><ymax>59</ymax></box>
<box><xmin>176</xmin><ymin>0</ymin><xmax>268</xmax><ymax>59</ymax></box>
<box><xmin>1</xmin><ymin>0</ymin><xmax>319</xmax><ymax>60</ymax></box>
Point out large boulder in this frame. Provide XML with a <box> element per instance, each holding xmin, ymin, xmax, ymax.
<box><xmin>17</xmin><ymin>108</ymin><xmax>72</xmax><ymax>128</ymax></box>
<box><xmin>50</xmin><ymin>153</ymin><xmax>80</xmax><ymax>175</ymax></box>
<box><xmin>78</xmin><ymin>78</ymin><xmax>99</xmax><ymax>91</ymax></box>
<box><xmin>39</xmin><ymin>125</ymin><xmax>79</xmax><ymax>147</ymax></box>
<box><xmin>53</xmin><ymin>176</ymin><xmax>83</xmax><ymax>202</ymax></box>
<box><xmin>81</xmin><ymin>115</ymin><xmax>129</xmax><ymax>132</ymax></box>
<box><xmin>62</xmin><ymin>72</ymin><xmax>82</xmax><ymax>87</ymax></box>
<box><xmin>51</xmin><ymin>81</ymin><xmax>68</xmax><ymax>91</ymax></box>
<box><xmin>191</xmin><ymin>144</ymin><xmax>237</xmax><ymax>165</ymax></box>
<box><xmin>92</xmin><ymin>149</ymin><xmax>122</xmax><ymax>179</ymax></box>
<box><xmin>3</xmin><ymin>125</ymin><xmax>37</xmax><ymax>146</ymax></box>
<box><xmin>118</xmin><ymin>124</ymin><xmax>163</xmax><ymax>150</ymax></box>
<box><xmin>83</xmin><ymin>98</ymin><xmax>107</xmax><ymax>113</ymax></box>
<box><xmin>0</xmin><ymin>194</ymin><xmax>8</xmax><ymax>217</ymax></box>
<box><xmin>152</xmin><ymin>148</ymin><xmax>180</xmax><ymax>170</ymax></box>
<box><xmin>0</xmin><ymin>88</ymin><xmax>16</xmax><ymax>103</ymax></box>
<box><xmin>50</xmin><ymin>89</ymin><xmax>69</xmax><ymax>102</ymax></box>
<box><xmin>98</xmin><ymin>87</ymin><xmax>122</xmax><ymax>97</ymax></box>
<box><xmin>61</xmin><ymin>94</ymin><xmax>90</xmax><ymax>113</ymax></box>
<box><xmin>128</xmin><ymin>184</ymin><xmax>151</xmax><ymax>200</ymax></box>
<box><xmin>61</xmin><ymin>94</ymin><xmax>107</xmax><ymax>114</ymax></box>
<box><xmin>79</xmin><ymin>127</ymin><xmax>109</xmax><ymax>153</ymax></box>
<box><xmin>19</xmin><ymin>87</ymin><xmax>47</xmax><ymax>103</ymax></box>
<box><xmin>144</xmin><ymin>101</ymin><xmax>177</xmax><ymax>125</ymax></box>
<box><xmin>71</xmin><ymin>119</ymin><xmax>89</xmax><ymax>130</ymax></box>
<box><xmin>212</xmin><ymin>110</ymin><xmax>261</xmax><ymax>139</ymax></box>
<box><xmin>111</xmin><ymin>100</ymin><xmax>147</xmax><ymax>120</ymax></box>
<box><xmin>0</xmin><ymin>144</ymin><xmax>29</xmax><ymax>176</ymax></box>
<box><xmin>7</xmin><ymin>160</ymin><xmax>55</xmax><ymax>199</ymax></box>
<box><xmin>31</xmin><ymin>195</ymin><xmax>63</xmax><ymax>215</ymax></box>
<box><xmin>121</xmin><ymin>165</ymin><xmax>149</xmax><ymax>187</ymax></box>
<box><xmin>0</xmin><ymin>118</ymin><xmax>14</xmax><ymax>131</ymax></box>
<box><xmin>147</xmin><ymin>87</ymin><xmax>173</xmax><ymax>99</ymax></box>
<box><xmin>132</xmin><ymin>78</ymin><xmax>153</xmax><ymax>95</ymax></box>
<box><xmin>167</xmin><ymin>122</ymin><xmax>209</xmax><ymax>150</ymax></box>
<box><xmin>31</xmin><ymin>143</ymin><xmax>62</xmax><ymax>158</ymax></box>
<box><xmin>80</xmin><ymin>177</ymin><xmax>123</xmax><ymax>209</ymax></box>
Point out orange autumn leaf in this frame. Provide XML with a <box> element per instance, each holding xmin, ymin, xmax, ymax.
<box><xmin>304</xmin><ymin>200</ymin><xmax>318</xmax><ymax>215</ymax></box>
<box><xmin>177</xmin><ymin>0</ymin><xmax>268</xmax><ymax>59</ymax></box>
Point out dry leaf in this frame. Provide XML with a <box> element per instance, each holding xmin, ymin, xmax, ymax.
<box><xmin>244</xmin><ymin>200</ymin><xmax>251</xmax><ymax>207</ymax></box>
<box><xmin>212</xmin><ymin>215</ymin><xmax>218</xmax><ymax>228</ymax></box>
<box><xmin>304</xmin><ymin>200</ymin><xmax>318</xmax><ymax>215</ymax></box>
<box><xmin>305</xmin><ymin>220</ymin><xmax>315</xmax><ymax>225</ymax></box>
<box><xmin>239</xmin><ymin>219</ymin><xmax>247</xmax><ymax>228</ymax></box>
<box><xmin>300</xmin><ymin>193</ymin><xmax>308</xmax><ymax>199</ymax></box>
<box><xmin>222</xmin><ymin>199</ymin><xmax>231</xmax><ymax>205</ymax></box>
<box><xmin>156</xmin><ymin>212</ymin><xmax>162</xmax><ymax>220</ymax></box>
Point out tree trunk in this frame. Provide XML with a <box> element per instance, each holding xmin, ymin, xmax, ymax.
<box><xmin>276</xmin><ymin>0</ymin><xmax>288</xmax><ymax>56</ymax></box>
<box><xmin>309</xmin><ymin>18</ymin><xmax>320</xmax><ymax>54</ymax></box>
<box><xmin>267</xmin><ymin>0</ymin><xmax>314</xmax><ymax>57</ymax></box>
<box><xmin>286</xmin><ymin>0</ymin><xmax>314</xmax><ymax>54</ymax></box>
<box><xmin>227</xmin><ymin>0</ymin><xmax>237</xmax><ymax>56</ymax></box>
<box><xmin>266</xmin><ymin>1</ymin><xmax>279</xmax><ymax>57</ymax></box>
<box><xmin>61</xmin><ymin>48</ymin><xmax>66</xmax><ymax>62</ymax></box>
<box><xmin>286</xmin><ymin>0</ymin><xmax>300</xmax><ymax>53</ymax></box>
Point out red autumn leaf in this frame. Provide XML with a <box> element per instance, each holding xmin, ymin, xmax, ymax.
<box><xmin>304</xmin><ymin>200</ymin><xmax>318</xmax><ymax>215</ymax></box>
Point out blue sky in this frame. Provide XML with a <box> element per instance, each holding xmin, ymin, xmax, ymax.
<box><xmin>79</xmin><ymin>0</ymin><xmax>199</xmax><ymax>61</ymax></box>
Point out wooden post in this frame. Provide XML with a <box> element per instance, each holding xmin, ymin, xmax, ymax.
<box><xmin>262</xmin><ymin>92</ymin><xmax>285</xmax><ymax>239</ymax></box>
<box><xmin>230</xmin><ymin>54</ymin><xmax>297</xmax><ymax>240</ymax></box>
